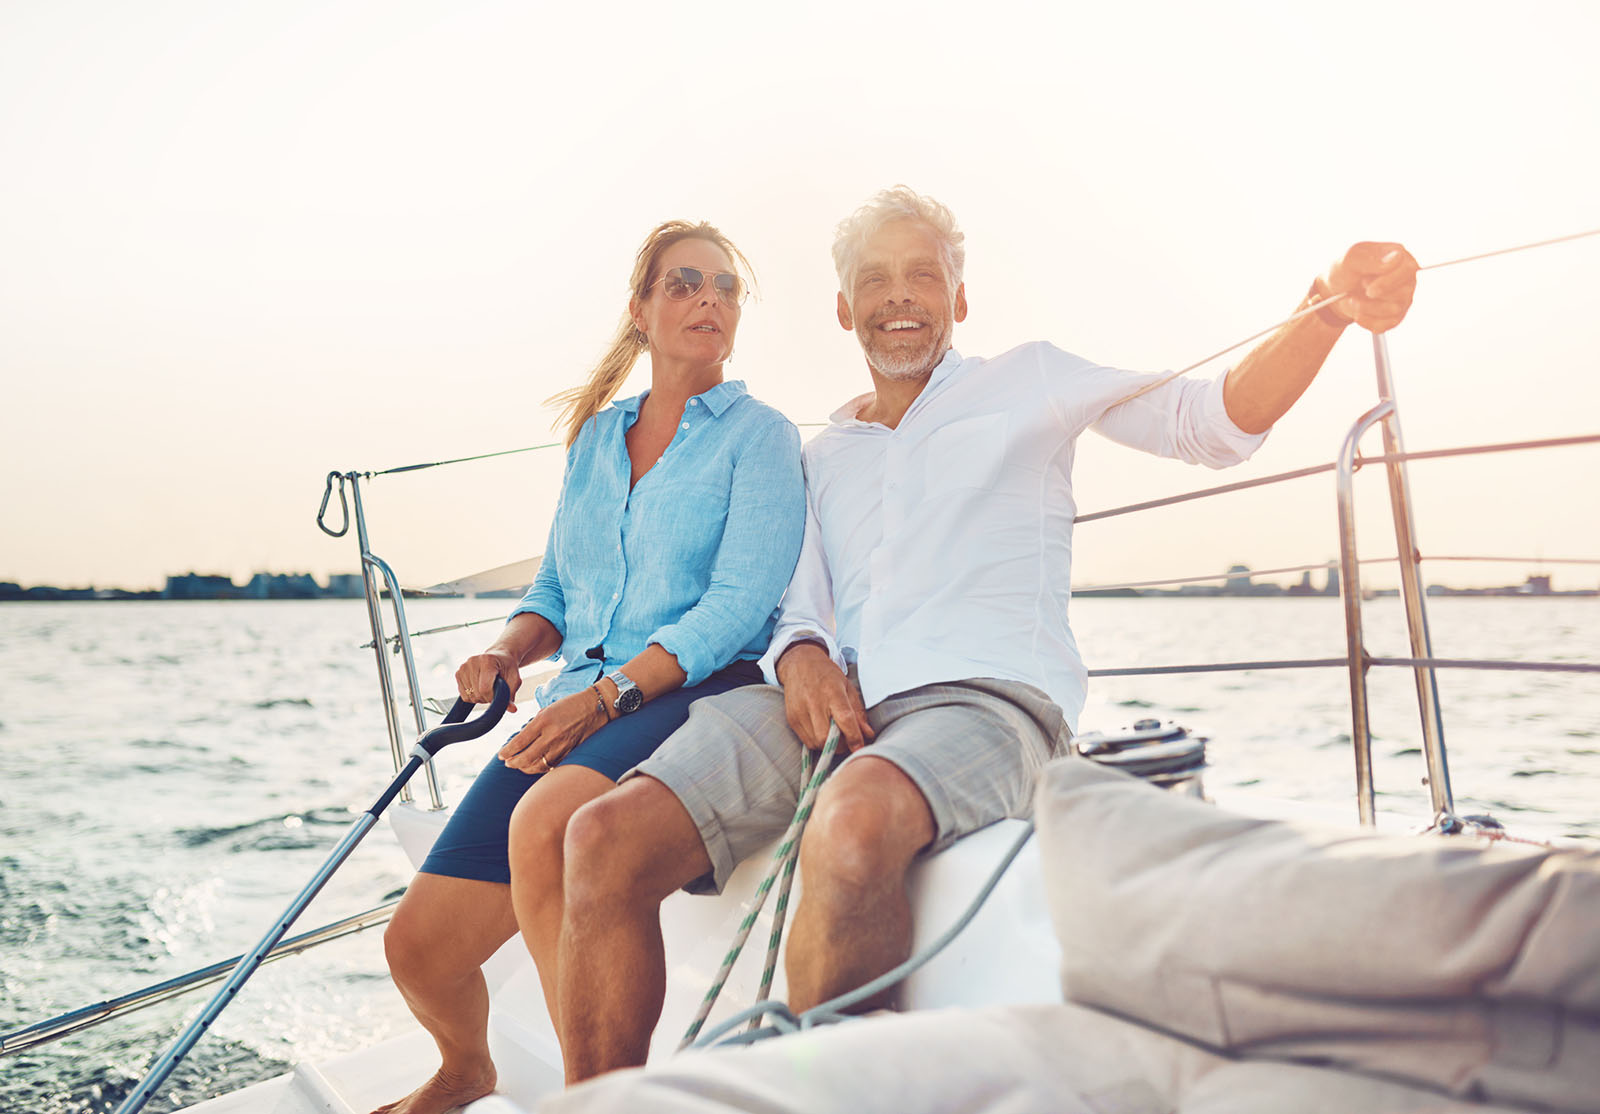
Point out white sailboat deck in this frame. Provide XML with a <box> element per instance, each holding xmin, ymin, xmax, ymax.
<box><xmin>182</xmin><ymin>804</ymin><xmax>1058</xmax><ymax>1114</ymax></box>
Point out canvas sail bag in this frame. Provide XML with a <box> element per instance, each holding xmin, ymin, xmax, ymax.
<box><xmin>1034</xmin><ymin>757</ymin><xmax>1600</xmax><ymax>1113</ymax></box>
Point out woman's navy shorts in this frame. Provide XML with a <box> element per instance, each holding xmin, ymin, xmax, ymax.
<box><xmin>419</xmin><ymin>660</ymin><xmax>764</xmax><ymax>884</ymax></box>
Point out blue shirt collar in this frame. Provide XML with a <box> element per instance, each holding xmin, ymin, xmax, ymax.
<box><xmin>613</xmin><ymin>379</ymin><xmax>748</xmax><ymax>418</ymax></box>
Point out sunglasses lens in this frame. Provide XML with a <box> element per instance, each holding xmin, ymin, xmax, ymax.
<box><xmin>661</xmin><ymin>267</ymin><xmax>703</xmax><ymax>300</ymax></box>
<box><xmin>712</xmin><ymin>273</ymin><xmax>746</xmax><ymax>306</ymax></box>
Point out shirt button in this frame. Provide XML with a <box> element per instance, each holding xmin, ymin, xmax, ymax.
<box><xmin>612</xmin><ymin>592</ymin><xmax>619</xmax><ymax>599</ymax></box>
<box><xmin>689</xmin><ymin>399</ymin><xmax>699</xmax><ymax>406</ymax></box>
<box><xmin>681</xmin><ymin>422</ymin><xmax>690</xmax><ymax>429</ymax></box>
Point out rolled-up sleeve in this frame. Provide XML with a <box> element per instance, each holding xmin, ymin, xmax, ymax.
<box><xmin>1089</xmin><ymin>366</ymin><xmax>1267</xmax><ymax>468</ymax></box>
<box><xmin>649</xmin><ymin>417</ymin><xmax>805</xmax><ymax>685</ymax></box>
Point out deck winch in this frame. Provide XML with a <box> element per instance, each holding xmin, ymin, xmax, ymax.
<box><xmin>1075</xmin><ymin>718</ymin><xmax>1207</xmax><ymax>797</ymax></box>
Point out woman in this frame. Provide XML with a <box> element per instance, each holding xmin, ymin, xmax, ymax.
<box><xmin>373</xmin><ymin>221</ymin><xmax>804</xmax><ymax>1114</ymax></box>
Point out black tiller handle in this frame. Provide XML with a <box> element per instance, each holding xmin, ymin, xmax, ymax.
<box><xmin>417</xmin><ymin>675</ymin><xmax>512</xmax><ymax>757</ymax></box>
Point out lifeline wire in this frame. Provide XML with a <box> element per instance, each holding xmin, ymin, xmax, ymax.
<box><xmin>368</xmin><ymin>441</ymin><xmax>564</xmax><ymax>477</ymax></box>
<box><xmin>347</xmin><ymin>227</ymin><xmax>1596</xmax><ymax>479</ymax></box>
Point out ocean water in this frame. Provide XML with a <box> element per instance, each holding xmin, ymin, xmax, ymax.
<box><xmin>1</xmin><ymin>596</ymin><xmax>1596</xmax><ymax>1112</ymax></box>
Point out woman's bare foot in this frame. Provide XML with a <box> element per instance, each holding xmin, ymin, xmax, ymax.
<box><xmin>370</xmin><ymin>1063</ymin><xmax>496</xmax><ymax>1114</ymax></box>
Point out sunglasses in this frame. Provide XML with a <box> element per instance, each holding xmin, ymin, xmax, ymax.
<box><xmin>648</xmin><ymin>266</ymin><xmax>749</xmax><ymax>308</ymax></box>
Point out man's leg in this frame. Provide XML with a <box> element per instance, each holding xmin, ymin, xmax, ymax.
<box><xmin>784</xmin><ymin>677</ymin><xmax>1065</xmax><ymax>1016</ymax></box>
<box><xmin>556</xmin><ymin>776</ymin><xmax>713</xmax><ymax>1083</ymax></box>
<box><xmin>783</xmin><ymin>755</ymin><xmax>935</xmax><ymax>1013</ymax></box>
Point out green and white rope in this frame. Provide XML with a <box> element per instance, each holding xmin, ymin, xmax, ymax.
<box><xmin>750</xmin><ymin>763</ymin><xmax>814</xmax><ymax>1027</ymax></box>
<box><xmin>678</xmin><ymin>725</ymin><xmax>841</xmax><ymax>1050</ymax></box>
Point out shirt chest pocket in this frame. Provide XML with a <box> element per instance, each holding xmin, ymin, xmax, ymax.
<box><xmin>922</xmin><ymin>412</ymin><xmax>1009</xmax><ymax>495</ymax></box>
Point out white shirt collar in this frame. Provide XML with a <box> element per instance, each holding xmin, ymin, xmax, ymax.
<box><xmin>827</xmin><ymin>348</ymin><xmax>964</xmax><ymax>428</ymax></box>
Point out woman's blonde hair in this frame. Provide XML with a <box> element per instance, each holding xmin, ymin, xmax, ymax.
<box><xmin>548</xmin><ymin>220</ymin><xmax>753</xmax><ymax>448</ymax></box>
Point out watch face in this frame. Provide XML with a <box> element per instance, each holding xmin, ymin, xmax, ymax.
<box><xmin>615</xmin><ymin>686</ymin><xmax>644</xmax><ymax>715</ymax></box>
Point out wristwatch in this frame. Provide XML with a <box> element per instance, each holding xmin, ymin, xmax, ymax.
<box><xmin>606</xmin><ymin>669</ymin><xmax>643</xmax><ymax>716</ymax></box>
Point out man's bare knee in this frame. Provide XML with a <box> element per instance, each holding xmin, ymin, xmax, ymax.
<box><xmin>563</xmin><ymin>777</ymin><xmax>709</xmax><ymax>910</ymax></box>
<box><xmin>801</xmin><ymin>760</ymin><xmax>934</xmax><ymax>892</ymax></box>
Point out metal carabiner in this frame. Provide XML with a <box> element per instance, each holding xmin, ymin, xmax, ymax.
<box><xmin>317</xmin><ymin>471</ymin><xmax>350</xmax><ymax>537</ymax></box>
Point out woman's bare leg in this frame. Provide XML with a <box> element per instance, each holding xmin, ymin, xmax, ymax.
<box><xmin>370</xmin><ymin>872</ymin><xmax>517</xmax><ymax>1114</ymax></box>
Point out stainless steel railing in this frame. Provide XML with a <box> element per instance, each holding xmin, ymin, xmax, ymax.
<box><xmin>1075</xmin><ymin>340</ymin><xmax>1600</xmax><ymax>827</ymax></box>
<box><xmin>323</xmin><ymin>469</ymin><xmax>444</xmax><ymax>810</ymax></box>
<box><xmin>0</xmin><ymin>902</ymin><xmax>397</xmax><ymax>1058</ymax></box>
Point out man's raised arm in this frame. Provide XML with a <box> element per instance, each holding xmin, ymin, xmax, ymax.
<box><xmin>1223</xmin><ymin>242</ymin><xmax>1419</xmax><ymax>435</ymax></box>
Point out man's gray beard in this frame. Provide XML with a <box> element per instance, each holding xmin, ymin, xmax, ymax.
<box><xmin>864</xmin><ymin>321</ymin><xmax>952</xmax><ymax>380</ymax></box>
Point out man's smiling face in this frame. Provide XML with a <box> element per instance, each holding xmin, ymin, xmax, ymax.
<box><xmin>838</xmin><ymin>218</ymin><xmax>967</xmax><ymax>381</ymax></box>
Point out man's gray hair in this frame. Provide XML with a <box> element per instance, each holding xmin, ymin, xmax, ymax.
<box><xmin>832</xmin><ymin>186</ymin><xmax>966</xmax><ymax>292</ymax></box>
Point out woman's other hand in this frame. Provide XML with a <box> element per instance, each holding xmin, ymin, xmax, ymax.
<box><xmin>457</xmin><ymin>650</ymin><xmax>524</xmax><ymax>714</ymax></box>
<box><xmin>498</xmin><ymin>688</ymin><xmax>608</xmax><ymax>774</ymax></box>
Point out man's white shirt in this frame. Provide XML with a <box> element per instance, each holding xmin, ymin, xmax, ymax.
<box><xmin>759</xmin><ymin>343</ymin><xmax>1267</xmax><ymax>732</ymax></box>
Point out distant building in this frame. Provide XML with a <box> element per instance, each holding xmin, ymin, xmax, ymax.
<box><xmin>245</xmin><ymin>572</ymin><xmax>322</xmax><ymax>599</ymax></box>
<box><xmin>324</xmin><ymin>573</ymin><xmax>364</xmax><ymax>598</ymax></box>
<box><xmin>1224</xmin><ymin>565</ymin><xmax>1252</xmax><ymax>594</ymax></box>
<box><xmin>164</xmin><ymin>573</ymin><xmax>243</xmax><ymax>599</ymax></box>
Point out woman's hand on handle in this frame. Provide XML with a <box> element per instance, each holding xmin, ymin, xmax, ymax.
<box><xmin>455</xmin><ymin>612</ymin><xmax>563</xmax><ymax>714</ymax></box>
<box><xmin>498</xmin><ymin>688</ymin><xmax>608</xmax><ymax>773</ymax></box>
<box><xmin>457</xmin><ymin>650</ymin><xmax>524</xmax><ymax>714</ymax></box>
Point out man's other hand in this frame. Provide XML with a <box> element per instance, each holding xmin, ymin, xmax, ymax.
<box><xmin>774</xmin><ymin>642</ymin><xmax>876</xmax><ymax>752</ymax></box>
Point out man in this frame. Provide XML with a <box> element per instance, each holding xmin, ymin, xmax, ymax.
<box><xmin>552</xmin><ymin>187</ymin><xmax>1419</xmax><ymax>1082</ymax></box>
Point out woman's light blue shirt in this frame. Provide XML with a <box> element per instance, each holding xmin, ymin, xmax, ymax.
<box><xmin>512</xmin><ymin>380</ymin><xmax>804</xmax><ymax>707</ymax></box>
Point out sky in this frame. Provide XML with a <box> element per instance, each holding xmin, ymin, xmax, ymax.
<box><xmin>2</xmin><ymin>0</ymin><xmax>1597</xmax><ymax>594</ymax></box>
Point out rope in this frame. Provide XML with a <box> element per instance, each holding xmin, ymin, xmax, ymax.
<box><xmin>686</xmin><ymin>818</ymin><xmax>1039</xmax><ymax>1051</ymax></box>
<box><xmin>1100</xmin><ymin>226</ymin><xmax>1600</xmax><ymax>413</ymax></box>
<box><xmin>1418</xmin><ymin>227</ymin><xmax>1600</xmax><ymax>273</ymax></box>
<box><xmin>677</xmin><ymin>725</ymin><xmax>841</xmax><ymax>1050</ymax></box>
